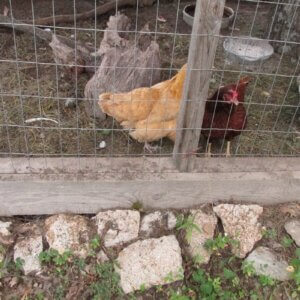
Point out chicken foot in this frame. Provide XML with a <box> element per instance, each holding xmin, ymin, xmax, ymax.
<box><xmin>143</xmin><ymin>142</ymin><xmax>160</xmax><ymax>153</ymax></box>
<box><xmin>205</xmin><ymin>143</ymin><xmax>212</xmax><ymax>157</ymax></box>
<box><xmin>226</xmin><ymin>141</ymin><xmax>231</xmax><ymax>157</ymax></box>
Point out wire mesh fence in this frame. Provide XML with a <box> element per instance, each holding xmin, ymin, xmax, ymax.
<box><xmin>0</xmin><ymin>0</ymin><xmax>299</xmax><ymax>171</ymax></box>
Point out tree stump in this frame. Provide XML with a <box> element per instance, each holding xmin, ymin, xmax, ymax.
<box><xmin>269</xmin><ymin>0</ymin><xmax>299</xmax><ymax>60</ymax></box>
<box><xmin>84</xmin><ymin>13</ymin><xmax>161</xmax><ymax>120</ymax></box>
<box><xmin>49</xmin><ymin>35</ymin><xmax>96</xmax><ymax>77</ymax></box>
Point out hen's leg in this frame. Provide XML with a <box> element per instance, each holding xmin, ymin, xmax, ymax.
<box><xmin>144</xmin><ymin>142</ymin><xmax>160</xmax><ymax>153</ymax></box>
<box><xmin>226</xmin><ymin>141</ymin><xmax>231</xmax><ymax>157</ymax></box>
<box><xmin>130</xmin><ymin>120</ymin><xmax>175</xmax><ymax>153</ymax></box>
<box><xmin>205</xmin><ymin>143</ymin><xmax>212</xmax><ymax>157</ymax></box>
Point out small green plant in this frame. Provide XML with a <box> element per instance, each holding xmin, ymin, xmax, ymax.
<box><xmin>176</xmin><ymin>215</ymin><xmax>201</xmax><ymax>242</ymax></box>
<box><xmin>223</xmin><ymin>267</ymin><xmax>237</xmax><ymax>281</ymax></box>
<box><xmin>193</xmin><ymin>254</ymin><xmax>204</xmax><ymax>265</ymax></box>
<box><xmin>54</xmin><ymin>284</ymin><xmax>65</xmax><ymax>300</ymax></box>
<box><xmin>89</xmin><ymin>261</ymin><xmax>123</xmax><ymax>299</ymax></box>
<box><xmin>262</xmin><ymin>228</ymin><xmax>277</xmax><ymax>240</ymax></box>
<box><xmin>281</xmin><ymin>235</ymin><xmax>294</xmax><ymax>248</ymax></box>
<box><xmin>0</xmin><ymin>260</ymin><xmax>5</xmax><ymax>279</ymax></box>
<box><xmin>14</xmin><ymin>257</ymin><xmax>24</xmax><ymax>270</ymax></box>
<box><xmin>0</xmin><ymin>245</ymin><xmax>5</xmax><ymax>257</ymax></box>
<box><xmin>205</xmin><ymin>233</ymin><xmax>239</xmax><ymax>253</ymax></box>
<box><xmin>155</xmin><ymin>285</ymin><xmax>163</xmax><ymax>293</ymax></box>
<box><xmin>0</xmin><ymin>257</ymin><xmax>26</xmax><ymax>278</ymax></box>
<box><xmin>139</xmin><ymin>283</ymin><xmax>146</xmax><ymax>292</ymax></box>
<box><xmin>249</xmin><ymin>290</ymin><xmax>260</xmax><ymax>300</ymax></box>
<box><xmin>74</xmin><ymin>257</ymin><xmax>86</xmax><ymax>271</ymax></box>
<box><xmin>34</xmin><ymin>292</ymin><xmax>45</xmax><ymax>300</ymax></box>
<box><xmin>191</xmin><ymin>268</ymin><xmax>222</xmax><ymax>299</ymax></box>
<box><xmin>89</xmin><ymin>235</ymin><xmax>101</xmax><ymax>257</ymax></box>
<box><xmin>232</xmin><ymin>277</ymin><xmax>240</xmax><ymax>288</ymax></box>
<box><xmin>258</xmin><ymin>274</ymin><xmax>276</xmax><ymax>287</ymax></box>
<box><xmin>169</xmin><ymin>291</ymin><xmax>190</xmax><ymax>300</ymax></box>
<box><xmin>131</xmin><ymin>201</ymin><xmax>144</xmax><ymax>211</ymax></box>
<box><xmin>39</xmin><ymin>249</ymin><xmax>73</xmax><ymax>277</ymax></box>
<box><xmin>289</xmin><ymin>248</ymin><xmax>300</xmax><ymax>289</ymax></box>
<box><xmin>164</xmin><ymin>268</ymin><xmax>184</xmax><ymax>284</ymax></box>
<box><xmin>90</xmin><ymin>236</ymin><xmax>101</xmax><ymax>250</ymax></box>
<box><xmin>241</xmin><ymin>261</ymin><xmax>256</xmax><ymax>277</ymax></box>
<box><xmin>100</xmin><ymin>129</ymin><xmax>112</xmax><ymax>136</ymax></box>
<box><xmin>39</xmin><ymin>249</ymin><xmax>72</xmax><ymax>267</ymax></box>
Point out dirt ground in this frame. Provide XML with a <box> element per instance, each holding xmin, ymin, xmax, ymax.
<box><xmin>0</xmin><ymin>202</ymin><xmax>300</xmax><ymax>299</ymax></box>
<box><xmin>0</xmin><ymin>0</ymin><xmax>299</xmax><ymax>158</ymax></box>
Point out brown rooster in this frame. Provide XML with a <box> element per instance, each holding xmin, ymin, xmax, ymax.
<box><xmin>202</xmin><ymin>77</ymin><xmax>250</xmax><ymax>156</ymax></box>
<box><xmin>99</xmin><ymin>63</ymin><xmax>249</xmax><ymax>154</ymax></box>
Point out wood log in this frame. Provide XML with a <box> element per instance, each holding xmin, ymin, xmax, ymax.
<box><xmin>84</xmin><ymin>13</ymin><xmax>161</xmax><ymax>120</ymax></box>
<box><xmin>0</xmin><ymin>14</ymin><xmax>94</xmax><ymax>76</ymax></box>
<box><xmin>49</xmin><ymin>34</ymin><xmax>96</xmax><ymax>77</ymax></box>
<box><xmin>22</xmin><ymin>0</ymin><xmax>155</xmax><ymax>26</ymax></box>
<box><xmin>0</xmin><ymin>14</ymin><xmax>53</xmax><ymax>42</ymax></box>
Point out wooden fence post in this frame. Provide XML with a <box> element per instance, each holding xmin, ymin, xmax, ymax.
<box><xmin>173</xmin><ymin>0</ymin><xmax>225</xmax><ymax>172</ymax></box>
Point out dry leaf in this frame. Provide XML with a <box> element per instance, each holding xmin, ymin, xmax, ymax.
<box><xmin>21</xmin><ymin>289</ymin><xmax>30</xmax><ymax>300</ymax></box>
<box><xmin>0</xmin><ymin>234</ymin><xmax>14</xmax><ymax>245</ymax></box>
<box><xmin>66</xmin><ymin>282</ymin><xmax>84</xmax><ymax>300</ymax></box>
<box><xmin>280</xmin><ymin>203</ymin><xmax>300</xmax><ymax>217</ymax></box>
<box><xmin>9</xmin><ymin>277</ymin><xmax>18</xmax><ymax>288</ymax></box>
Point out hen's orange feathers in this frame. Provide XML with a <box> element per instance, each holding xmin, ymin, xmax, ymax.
<box><xmin>99</xmin><ymin>64</ymin><xmax>187</xmax><ymax>143</ymax></box>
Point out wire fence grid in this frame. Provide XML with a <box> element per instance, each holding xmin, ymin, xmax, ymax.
<box><xmin>0</xmin><ymin>0</ymin><xmax>299</xmax><ymax>172</ymax></box>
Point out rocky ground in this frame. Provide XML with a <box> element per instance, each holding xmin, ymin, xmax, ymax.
<box><xmin>0</xmin><ymin>202</ymin><xmax>300</xmax><ymax>299</ymax></box>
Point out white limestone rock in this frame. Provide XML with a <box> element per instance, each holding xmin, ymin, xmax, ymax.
<box><xmin>285</xmin><ymin>219</ymin><xmax>300</xmax><ymax>247</ymax></box>
<box><xmin>245</xmin><ymin>246</ymin><xmax>290</xmax><ymax>281</ymax></box>
<box><xmin>214</xmin><ymin>204</ymin><xmax>263</xmax><ymax>258</ymax></box>
<box><xmin>0</xmin><ymin>221</ymin><xmax>14</xmax><ymax>245</ymax></box>
<box><xmin>14</xmin><ymin>235</ymin><xmax>43</xmax><ymax>275</ymax></box>
<box><xmin>45</xmin><ymin>214</ymin><xmax>90</xmax><ymax>257</ymax></box>
<box><xmin>0</xmin><ymin>221</ymin><xmax>12</xmax><ymax>236</ymax></box>
<box><xmin>116</xmin><ymin>235</ymin><xmax>183</xmax><ymax>293</ymax></box>
<box><xmin>140</xmin><ymin>211</ymin><xmax>177</xmax><ymax>236</ymax></box>
<box><xmin>167</xmin><ymin>212</ymin><xmax>177</xmax><ymax>230</ymax></box>
<box><xmin>95</xmin><ymin>210</ymin><xmax>140</xmax><ymax>247</ymax></box>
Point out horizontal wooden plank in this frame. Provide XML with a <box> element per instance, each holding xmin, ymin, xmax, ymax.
<box><xmin>0</xmin><ymin>157</ymin><xmax>299</xmax><ymax>215</ymax></box>
<box><xmin>0</xmin><ymin>157</ymin><xmax>299</xmax><ymax>178</ymax></box>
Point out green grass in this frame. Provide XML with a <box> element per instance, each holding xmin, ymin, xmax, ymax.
<box><xmin>176</xmin><ymin>214</ymin><xmax>201</xmax><ymax>242</ymax></box>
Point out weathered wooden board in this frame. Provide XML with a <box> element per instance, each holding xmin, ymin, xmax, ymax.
<box><xmin>173</xmin><ymin>0</ymin><xmax>226</xmax><ymax>171</ymax></box>
<box><xmin>0</xmin><ymin>157</ymin><xmax>299</xmax><ymax>215</ymax></box>
<box><xmin>1</xmin><ymin>157</ymin><xmax>300</xmax><ymax>176</ymax></box>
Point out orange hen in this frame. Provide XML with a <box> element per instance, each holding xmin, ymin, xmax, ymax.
<box><xmin>99</xmin><ymin>64</ymin><xmax>186</xmax><ymax>151</ymax></box>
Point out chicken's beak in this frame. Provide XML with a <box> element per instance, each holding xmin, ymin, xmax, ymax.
<box><xmin>231</xmin><ymin>99</ymin><xmax>239</xmax><ymax>106</ymax></box>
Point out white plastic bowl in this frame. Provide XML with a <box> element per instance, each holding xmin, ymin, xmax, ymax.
<box><xmin>223</xmin><ymin>36</ymin><xmax>274</xmax><ymax>63</ymax></box>
<box><xmin>183</xmin><ymin>4</ymin><xmax>234</xmax><ymax>30</ymax></box>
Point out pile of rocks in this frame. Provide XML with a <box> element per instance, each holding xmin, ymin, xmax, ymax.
<box><xmin>0</xmin><ymin>204</ymin><xmax>299</xmax><ymax>294</ymax></box>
